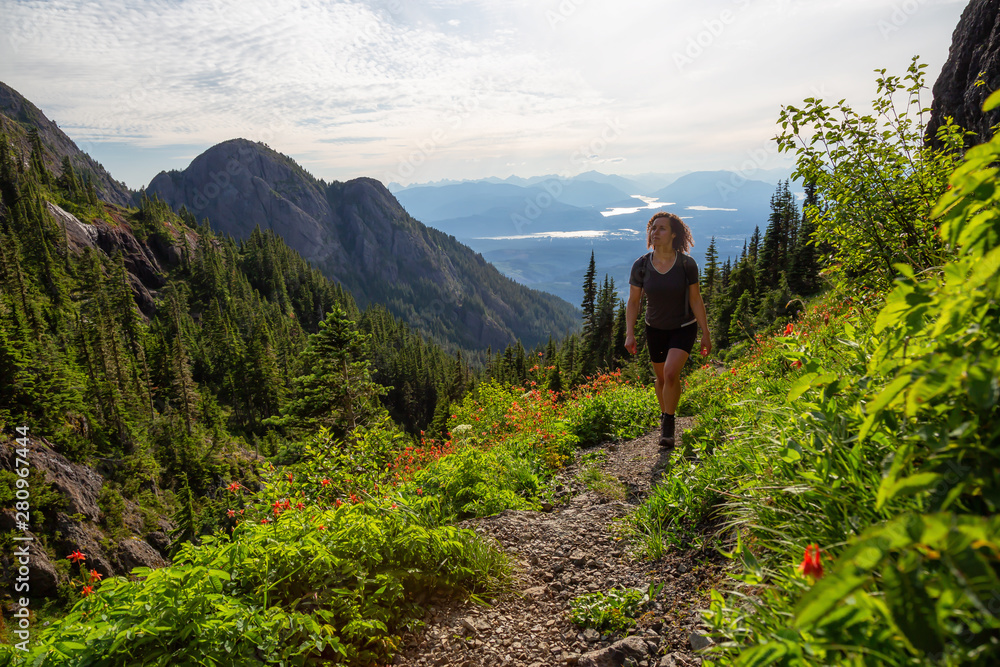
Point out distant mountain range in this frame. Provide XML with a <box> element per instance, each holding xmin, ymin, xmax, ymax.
<box><xmin>390</xmin><ymin>169</ymin><xmax>796</xmax><ymax>304</ymax></box>
<box><xmin>393</xmin><ymin>169</ymin><xmax>791</xmax><ymax>241</ymax></box>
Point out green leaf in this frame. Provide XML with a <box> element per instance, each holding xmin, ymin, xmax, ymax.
<box><xmin>867</xmin><ymin>375</ymin><xmax>911</xmax><ymax>414</ymax></box>
<box><xmin>786</xmin><ymin>372</ymin><xmax>837</xmax><ymax>402</ymax></box>
<box><xmin>794</xmin><ymin>571</ymin><xmax>870</xmax><ymax>628</ymax></box>
<box><xmin>983</xmin><ymin>88</ymin><xmax>1000</xmax><ymax>112</ymax></box>
<box><xmin>878</xmin><ymin>473</ymin><xmax>941</xmax><ymax>509</ymax></box>
<box><xmin>736</xmin><ymin>642</ymin><xmax>789</xmax><ymax>666</ymax></box>
<box><xmin>881</xmin><ymin>563</ymin><xmax>944</xmax><ymax>655</ymax></box>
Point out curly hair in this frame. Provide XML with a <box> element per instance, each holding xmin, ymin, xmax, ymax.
<box><xmin>646</xmin><ymin>211</ymin><xmax>694</xmax><ymax>253</ymax></box>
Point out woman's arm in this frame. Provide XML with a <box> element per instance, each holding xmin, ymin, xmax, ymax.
<box><xmin>689</xmin><ymin>283</ymin><xmax>712</xmax><ymax>356</ymax></box>
<box><xmin>624</xmin><ymin>284</ymin><xmax>643</xmax><ymax>354</ymax></box>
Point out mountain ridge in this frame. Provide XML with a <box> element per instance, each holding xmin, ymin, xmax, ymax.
<box><xmin>147</xmin><ymin>138</ymin><xmax>579</xmax><ymax>351</ymax></box>
<box><xmin>0</xmin><ymin>81</ymin><xmax>133</xmax><ymax>207</ymax></box>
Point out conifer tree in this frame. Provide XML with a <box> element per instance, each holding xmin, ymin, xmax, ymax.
<box><xmin>27</xmin><ymin>128</ymin><xmax>50</xmax><ymax>186</ymax></box>
<box><xmin>789</xmin><ymin>180</ymin><xmax>822</xmax><ymax>295</ymax></box>
<box><xmin>265</xmin><ymin>305</ymin><xmax>385</xmax><ymax>444</ymax></box>
<box><xmin>701</xmin><ymin>236</ymin><xmax>719</xmax><ymax>309</ymax></box>
<box><xmin>581</xmin><ymin>251</ymin><xmax>597</xmax><ymax>335</ymax></box>
<box><xmin>59</xmin><ymin>156</ymin><xmax>80</xmax><ymax>201</ymax></box>
<box><xmin>757</xmin><ymin>181</ymin><xmax>798</xmax><ymax>291</ymax></box>
<box><xmin>748</xmin><ymin>226</ymin><xmax>761</xmax><ymax>265</ymax></box>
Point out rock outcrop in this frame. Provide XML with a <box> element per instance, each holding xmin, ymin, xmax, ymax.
<box><xmin>928</xmin><ymin>0</ymin><xmax>1000</xmax><ymax>147</ymax></box>
<box><xmin>45</xmin><ymin>201</ymin><xmax>172</xmax><ymax>317</ymax></box>
<box><xmin>0</xmin><ymin>435</ymin><xmax>173</xmax><ymax>598</ymax></box>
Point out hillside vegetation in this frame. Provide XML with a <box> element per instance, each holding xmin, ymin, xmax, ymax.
<box><xmin>1</xmin><ymin>60</ymin><xmax>998</xmax><ymax>667</ymax></box>
<box><xmin>626</xmin><ymin>61</ymin><xmax>999</xmax><ymax>665</ymax></box>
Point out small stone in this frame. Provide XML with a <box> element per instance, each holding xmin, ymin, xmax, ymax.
<box><xmin>582</xmin><ymin>628</ymin><xmax>601</xmax><ymax>643</ymax></box>
<box><xmin>690</xmin><ymin>632</ymin><xmax>714</xmax><ymax>651</ymax></box>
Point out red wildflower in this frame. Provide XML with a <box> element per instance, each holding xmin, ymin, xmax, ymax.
<box><xmin>81</xmin><ymin>585</ymin><xmax>93</xmax><ymax>597</ymax></box>
<box><xmin>416</xmin><ymin>488</ymin><xmax>423</xmax><ymax>495</ymax></box>
<box><xmin>89</xmin><ymin>569</ymin><xmax>102</xmax><ymax>581</ymax></box>
<box><xmin>798</xmin><ymin>544</ymin><xmax>823</xmax><ymax>579</ymax></box>
<box><xmin>67</xmin><ymin>550</ymin><xmax>86</xmax><ymax>564</ymax></box>
<box><xmin>227</xmin><ymin>481</ymin><xmax>241</xmax><ymax>493</ymax></box>
<box><xmin>295</xmin><ymin>502</ymin><xmax>305</xmax><ymax>510</ymax></box>
<box><xmin>261</xmin><ymin>518</ymin><xmax>269</xmax><ymax>524</ymax></box>
<box><xmin>318</xmin><ymin>525</ymin><xmax>325</xmax><ymax>531</ymax></box>
<box><xmin>335</xmin><ymin>499</ymin><xmax>343</xmax><ymax>508</ymax></box>
<box><xmin>785</xmin><ymin>323</ymin><xmax>794</xmax><ymax>335</ymax></box>
<box><xmin>287</xmin><ymin>473</ymin><xmax>294</xmax><ymax>483</ymax></box>
<box><xmin>791</xmin><ymin>360</ymin><xmax>803</xmax><ymax>370</ymax></box>
<box><xmin>227</xmin><ymin>509</ymin><xmax>236</xmax><ymax>518</ymax></box>
<box><xmin>321</xmin><ymin>478</ymin><xmax>330</xmax><ymax>486</ymax></box>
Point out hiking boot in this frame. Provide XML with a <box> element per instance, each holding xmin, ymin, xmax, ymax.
<box><xmin>659</xmin><ymin>413</ymin><xmax>675</xmax><ymax>448</ymax></box>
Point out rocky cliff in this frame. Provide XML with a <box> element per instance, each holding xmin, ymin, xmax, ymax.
<box><xmin>928</xmin><ymin>0</ymin><xmax>1000</xmax><ymax>147</ymax></box>
<box><xmin>0</xmin><ymin>434</ymin><xmax>171</xmax><ymax>598</ymax></box>
<box><xmin>0</xmin><ymin>82</ymin><xmax>134</xmax><ymax>207</ymax></box>
<box><xmin>148</xmin><ymin>139</ymin><xmax>579</xmax><ymax>350</ymax></box>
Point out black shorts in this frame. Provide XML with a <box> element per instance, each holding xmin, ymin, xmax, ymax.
<box><xmin>645</xmin><ymin>322</ymin><xmax>698</xmax><ymax>363</ymax></box>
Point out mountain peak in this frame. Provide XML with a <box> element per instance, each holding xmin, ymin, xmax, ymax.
<box><xmin>147</xmin><ymin>140</ymin><xmax>577</xmax><ymax>350</ymax></box>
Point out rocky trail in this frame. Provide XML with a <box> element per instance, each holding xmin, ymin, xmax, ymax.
<box><xmin>395</xmin><ymin>417</ymin><xmax>728</xmax><ymax>667</ymax></box>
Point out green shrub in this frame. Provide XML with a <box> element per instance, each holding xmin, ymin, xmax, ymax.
<box><xmin>569</xmin><ymin>583</ymin><xmax>662</xmax><ymax>632</ymax></box>
<box><xmin>2</xmin><ymin>478</ymin><xmax>510</xmax><ymax>666</ymax></box>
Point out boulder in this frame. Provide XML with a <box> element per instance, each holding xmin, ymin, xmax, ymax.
<box><xmin>928</xmin><ymin>0</ymin><xmax>1000</xmax><ymax>147</ymax></box>
<box><xmin>117</xmin><ymin>537</ymin><xmax>168</xmax><ymax>572</ymax></box>
<box><xmin>577</xmin><ymin>635</ymin><xmax>649</xmax><ymax>667</ymax></box>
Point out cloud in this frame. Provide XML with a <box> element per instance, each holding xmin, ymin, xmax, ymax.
<box><xmin>0</xmin><ymin>0</ymin><xmax>967</xmax><ymax>188</ymax></box>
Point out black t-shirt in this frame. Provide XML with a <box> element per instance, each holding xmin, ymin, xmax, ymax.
<box><xmin>629</xmin><ymin>252</ymin><xmax>699</xmax><ymax>330</ymax></box>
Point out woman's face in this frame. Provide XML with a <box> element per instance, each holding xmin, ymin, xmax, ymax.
<box><xmin>649</xmin><ymin>218</ymin><xmax>675</xmax><ymax>248</ymax></box>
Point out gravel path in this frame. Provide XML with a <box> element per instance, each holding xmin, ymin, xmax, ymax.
<box><xmin>394</xmin><ymin>418</ymin><xmax>727</xmax><ymax>667</ymax></box>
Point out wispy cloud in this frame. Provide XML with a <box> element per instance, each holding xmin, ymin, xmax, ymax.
<box><xmin>0</xmin><ymin>0</ymin><xmax>966</xmax><ymax>188</ymax></box>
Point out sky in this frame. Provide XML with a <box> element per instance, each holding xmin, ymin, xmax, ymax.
<box><xmin>0</xmin><ymin>0</ymin><xmax>967</xmax><ymax>190</ymax></box>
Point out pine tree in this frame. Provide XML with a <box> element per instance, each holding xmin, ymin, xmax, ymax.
<box><xmin>265</xmin><ymin>305</ymin><xmax>386</xmax><ymax>444</ymax></box>
<box><xmin>27</xmin><ymin>128</ymin><xmax>50</xmax><ymax>186</ymax></box>
<box><xmin>757</xmin><ymin>181</ymin><xmax>798</xmax><ymax>291</ymax></box>
<box><xmin>701</xmin><ymin>236</ymin><xmax>719</xmax><ymax>309</ymax></box>
<box><xmin>789</xmin><ymin>180</ymin><xmax>822</xmax><ymax>295</ymax></box>
<box><xmin>581</xmin><ymin>251</ymin><xmax>597</xmax><ymax>335</ymax></box>
<box><xmin>748</xmin><ymin>226</ymin><xmax>761</xmax><ymax>265</ymax></box>
<box><xmin>59</xmin><ymin>156</ymin><xmax>80</xmax><ymax>201</ymax></box>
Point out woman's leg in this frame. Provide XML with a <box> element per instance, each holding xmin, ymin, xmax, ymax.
<box><xmin>662</xmin><ymin>348</ymin><xmax>690</xmax><ymax>415</ymax></box>
<box><xmin>652</xmin><ymin>361</ymin><xmax>667</xmax><ymax>413</ymax></box>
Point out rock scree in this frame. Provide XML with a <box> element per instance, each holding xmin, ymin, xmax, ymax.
<box><xmin>394</xmin><ymin>417</ymin><xmax>726</xmax><ymax>667</ymax></box>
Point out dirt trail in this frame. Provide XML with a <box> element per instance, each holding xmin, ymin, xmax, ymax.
<box><xmin>395</xmin><ymin>417</ymin><xmax>726</xmax><ymax>667</ymax></box>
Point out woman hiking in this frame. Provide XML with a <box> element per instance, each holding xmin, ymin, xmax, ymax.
<box><xmin>624</xmin><ymin>211</ymin><xmax>711</xmax><ymax>448</ymax></box>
